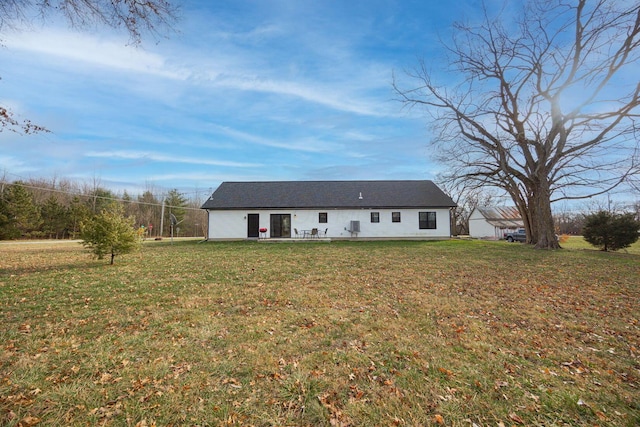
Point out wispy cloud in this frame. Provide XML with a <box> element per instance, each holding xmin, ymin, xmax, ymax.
<box><xmin>5</xmin><ymin>26</ymin><xmax>391</xmax><ymax>117</ymax></box>
<box><xmin>84</xmin><ymin>150</ymin><xmax>261</xmax><ymax>168</ymax></box>
<box><xmin>209</xmin><ymin>125</ymin><xmax>344</xmax><ymax>153</ymax></box>
<box><xmin>144</xmin><ymin>171</ymin><xmax>266</xmax><ymax>184</ymax></box>
<box><xmin>214</xmin><ymin>76</ymin><xmax>385</xmax><ymax>117</ymax></box>
<box><xmin>4</xmin><ymin>29</ymin><xmax>189</xmax><ymax>79</ymax></box>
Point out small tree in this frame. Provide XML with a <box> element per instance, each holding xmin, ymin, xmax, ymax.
<box><xmin>583</xmin><ymin>211</ymin><xmax>640</xmax><ymax>252</ymax></box>
<box><xmin>80</xmin><ymin>206</ymin><xmax>140</xmax><ymax>264</ymax></box>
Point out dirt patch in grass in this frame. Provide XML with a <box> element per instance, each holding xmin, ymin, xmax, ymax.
<box><xmin>1</xmin><ymin>239</ymin><xmax>639</xmax><ymax>426</ymax></box>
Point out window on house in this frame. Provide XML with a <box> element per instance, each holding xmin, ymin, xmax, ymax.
<box><xmin>419</xmin><ymin>211</ymin><xmax>437</xmax><ymax>229</ymax></box>
<box><xmin>319</xmin><ymin>212</ymin><xmax>328</xmax><ymax>223</ymax></box>
<box><xmin>370</xmin><ymin>212</ymin><xmax>380</xmax><ymax>223</ymax></box>
<box><xmin>392</xmin><ymin>212</ymin><xmax>401</xmax><ymax>223</ymax></box>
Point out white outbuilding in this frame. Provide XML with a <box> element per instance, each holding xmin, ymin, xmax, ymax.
<box><xmin>468</xmin><ymin>206</ymin><xmax>523</xmax><ymax>240</ymax></box>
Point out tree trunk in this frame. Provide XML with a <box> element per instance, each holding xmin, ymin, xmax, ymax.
<box><xmin>450</xmin><ymin>207</ymin><xmax>458</xmax><ymax>236</ymax></box>
<box><xmin>512</xmin><ymin>194</ymin><xmax>534</xmax><ymax>244</ymax></box>
<box><xmin>530</xmin><ymin>176</ymin><xmax>560</xmax><ymax>249</ymax></box>
<box><xmin>110</xmin><ymin>252</ymin><xmax>115</xmax><ymax>265</ymax></box>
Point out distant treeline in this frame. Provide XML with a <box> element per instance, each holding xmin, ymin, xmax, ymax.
<box><xmin>0</xmin><ymin>178</ymin><xmax>208</xmax><ymax>240</ymax></box>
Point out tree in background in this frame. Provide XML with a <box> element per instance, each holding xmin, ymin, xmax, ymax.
<box><xmin>80</xmin><ymin>205</ymin><xmax>140</xmax><ymax>265</ymax></box>
<box><xmin>164</xmin><ymin>188</ymin><xmax>187</xmax><ymax>236</ymax></box>
<box><xmin>0</xmin><ymin>182</ymin><xmax>42</xmax><ymax>239</ymax></box>
<box><xmin>137</xmin><ymin>190</ymin><xmax>161</xmax><ymax>237</ymax></box>
<box><xmin>68</xmin><ymin>196</ymin><xmax>91</xmax><ymax>238</ymax></box>
<box><xmin>184</xmin><ymin>189</ymin><xmax>208</xmax><ymax>238</ymax></box>
<box><xmin>0</xmin><ymin>0</ymin><xmax>178</xmax><ymax>134</ymax></box>
<box><xmin>395</xmin><ymin>0</ymin><xmax>640</xmax><ymax>249</ymax></box>
<box><xmin>437</xmin><ymin>177</ymin><xmax>498</xmax><ymax>235</ymax></box>
<box><xmin>83</xmin><ymin>182</ymin><xmax>118</xmax><ymax>214</ymax></box>
<box><xmin>0</xmin><ymin>176</ymin><xmax>206</xmax><ymax>240</ymax></box>
<box><xmin>121</xmin><ymin>190</ymin><xmax>135</xmax><ymax>218</ymax></box>
<box><xmin>583</xmin><ymin>211</ymin><xmax>640</xmax><ymax>252</ymax></box>
<box><xmin>0</xmin><ymin>190</ymin><xmax>10</xmax><ymax>238</ymax></box>
<box><xmin>41</xmin><ymin>195</ymin><xmax>69</xmax><ymax>239</ymax></box>
<box><xmin>553</xmin><ymin>209</ymin><xmax>585</xmax><ymax>235</ymax></box>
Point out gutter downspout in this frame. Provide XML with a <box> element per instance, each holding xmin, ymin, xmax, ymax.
<box><xmin>206</xmin><ymin>209</ymin><xmax>211</xmax><ymax>241</ymax></box>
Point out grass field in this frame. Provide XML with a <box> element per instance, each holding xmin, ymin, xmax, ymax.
<box><xmin>1</xmin><ymin>237</ymin><xmax>639</xmax><ymax>426</ymax></box>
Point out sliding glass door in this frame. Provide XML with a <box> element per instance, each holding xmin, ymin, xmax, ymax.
<box><xmin>270</xmin><ymin>214</ymin><xmax>291</xmax><ymax>238</ymax></box>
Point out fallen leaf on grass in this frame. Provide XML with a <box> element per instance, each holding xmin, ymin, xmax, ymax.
<box><xmin>19</xmin><ymin>415</ymin><xmax>40</xmax><ymax>426</ymax></box>
<box><xmin>348</xmin><ymin>385</ymin><xmax>365</xmax><ymax>402</ymax></box>
<box><xmin>433</xmin><ymin>414</ymin><xmax>445</xmax><ymax>425</ymax></box>
<box><xmin>541</xmin><ymin>367</ymin><xmax>558</xmax><ymax>376</ymax></box>
<box><xmin>509</xmin><ymin>413</ymin><xmax>524</xmax><ymax>424</ymax></box>
<box><xmin>98</xmin><ymin>373</ymin><xmax>112</xmax><ymax>384</ymax></box>
<box><xmin>525</xmin><ymin>391</ymin><xmax>540</xmax><ymax>402</ymax></box>
<box><xmin>5</xmin><ymin>393</ymin><xmax>34</xmax><ymax>406</ymax></box>
<box><xmin>222</xmin><ymin>377</ymin><xmax>242</xmax><ymax>388</ymax></box>
<box><xmin>438</xmin><ymin>367</ymin><xmax>454</xmax><ymax>377</ymax></box>
<box><xmin>318</xmin><ymin>392</ymin><xmax>352</xmax><ymax>427</ymax></box>
<box><xmin>88</xmin><ymin>400</ymin><xmax>124</xmax><ymax>419</ymax></box>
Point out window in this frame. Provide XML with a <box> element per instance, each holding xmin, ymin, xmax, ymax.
<box><xmin>319</xmin><ymin>212</ymin><xmax>328</xmax><ymax>223</ymax></box>
<box><xmin>370</xmin><ymin>212</ymin><xmax>380</xmax><ymax>223</ymax></box>
<box><xmin>392</xmin><ymin>212</ymin><xmax>401</xmax><ymax>223</ymax></box>
<box><xmin>419</xmin><ymin>211</ymin><xmax>437</xmax><ymax>229</ymax></box>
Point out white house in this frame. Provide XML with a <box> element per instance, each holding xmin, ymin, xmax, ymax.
<box><xmin>201</xmin><ymin>180</ymin><xmax>457</xmax><ymax>240</ymax></box>
<box><xmin>468</xmin><ymin>206</ymin><xmax>523</xmax><ymax>239</ymax></box>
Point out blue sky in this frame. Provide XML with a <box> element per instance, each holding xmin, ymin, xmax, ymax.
<box><xmin>0</xmin><ymin>0</ymin><xmax>482</xmax><ymax>194</ymax></box>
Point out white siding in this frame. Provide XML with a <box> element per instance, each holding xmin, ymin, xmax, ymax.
<box><xmin>206</xmin><ymin>208</ymin><xmax>452</xmax><ymax>240</ymax></box>
<box><xmin>468</xmin><ymin>209</ymin><xmax>498</xmax><ymax>239</ymax></box>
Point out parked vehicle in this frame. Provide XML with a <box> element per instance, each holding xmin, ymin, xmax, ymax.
<box><xmin>505</xmin><ymin>228</ymin><xmax>527</xmax><ymax>242</ymax></box>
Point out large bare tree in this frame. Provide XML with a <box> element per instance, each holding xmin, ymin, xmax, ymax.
<box><xmin>395</xmin><ymin>0</ymin><xmax>640</xmax><ymax>249</ymax></box>
<box><xmin>1</xmin><ymin>0</ymin><xmax>179</xmax><ymax>133</ymax></box>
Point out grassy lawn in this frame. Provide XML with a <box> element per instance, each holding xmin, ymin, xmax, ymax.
<box><xmin>560</xmin><ymin>236</ymin><xmax>640</xmax><ymax>254</ymax></box>
<box><xmin>1</xmin><ymin>238</ymin><xmax>639</xmax><ymax>426</ymax></box>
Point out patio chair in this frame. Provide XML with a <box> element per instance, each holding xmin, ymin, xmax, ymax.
<box><xmin>294</xmin><ymin>228</ymin><xmax>301</xmax><ymax>238</ymax></box>
<box><xmin>321</xmin><ymin>228</ymin><xmax>328</xmax><ymax>238</ymax></box>
<box><xmin>310</xmin><ymin>228</ymin><xmax>318</xmax><ymax>238</ymax></box>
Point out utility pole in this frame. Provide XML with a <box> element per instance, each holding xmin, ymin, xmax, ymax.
<box><xmin>159</xmin><ymin>197</ymin><xmax>165</xmax><ymax>238</ymax></box>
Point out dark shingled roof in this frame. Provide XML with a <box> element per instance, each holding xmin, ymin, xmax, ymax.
<box><xmin>201</xmin><ymin>180</ymin><xmax>456</xmax><ymax>210</ymax></box>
